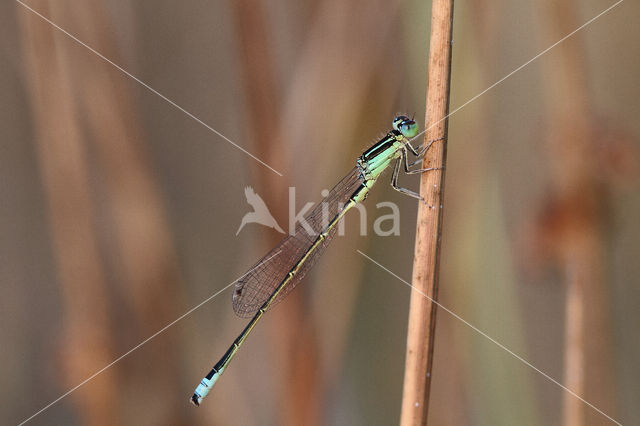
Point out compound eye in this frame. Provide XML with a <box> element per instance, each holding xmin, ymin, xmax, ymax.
<box><xmin>400</xmin><ymin>122</ymin><xmax>418</xmax><ymax>138</ymax></box>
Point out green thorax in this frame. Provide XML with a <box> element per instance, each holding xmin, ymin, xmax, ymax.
<box><xmin>358</xmin><ymin>130</ymin><xmax>404</xmax><ymax>184</ymax></box>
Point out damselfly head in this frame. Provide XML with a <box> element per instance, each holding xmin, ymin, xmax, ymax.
<box><xmin>392</xmin><ymin>115</ymin><xmax>418</xmax><ymax>139</ymax></box>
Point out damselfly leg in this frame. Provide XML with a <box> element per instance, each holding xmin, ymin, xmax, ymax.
<box><xmin>405</xmin><ymin>136</ymin><xmax>446</xmax><ymax>167</ymax></box>
<box><xmin>403</xmin><ymin>146</ymin><xmax>443</xmax><ymax>175</ymax></box>
<box><xmin>390</xmin><ymin>156</ymin><xmax>438</xmax><ymax>204</ymax></box>
<box><xmin>389</xmin><ymin>137</ymin><xmax>444</xmax><ymax>204</ymax></box>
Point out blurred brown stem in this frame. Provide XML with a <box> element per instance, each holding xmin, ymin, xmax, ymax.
<box><xmin>19</xmin><ymin>3</ymin><xmax>118</xmax><ymax>424</ymax></box>
<box><xmin>232</xmin><ymin>1</ymin><xmax>321</xmax><ymax>425</ymax></box>
<box><xmin>538</xmin><ymin>1</ymin><xmax>618</xmax><ymax>423</ymax></box>
<box><xmin>400</xmin><ymin>1</ymin><xmax>454</xmax><ymax>425</ymax></box>
<box><xmin>563</xmin><ymin>256</ymin><xmax>585</xmax><ymax>426</ymax></box>
<box><xmin>19</xmin><ymin>2</ymin><xmax>186</xmax><ymax>424</ymax></box>
<box><xmin>62</xmin><ymin>3</ymin><xmax>186</xmax><ymax>423</ymax></box>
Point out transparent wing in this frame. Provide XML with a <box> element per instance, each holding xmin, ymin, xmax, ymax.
<box><xmin>232</xmin><ymin>167</ymin><xmax>364</xmax><ymax>317</ymax></box>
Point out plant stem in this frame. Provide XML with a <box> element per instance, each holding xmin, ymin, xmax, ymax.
<box><xmin>400</xmin><ymin>1</ymin><xmax>454</xmax><ymax>425</ymax></box>
<box><xmin>19</xmin><ymin>5</ymin><xmax>118</xmax><ymax>423</ymax></box>
<box><xmin>538</xmin><ymin>0</ymin><xmax>617</xmax><ymax>422</ymax></box>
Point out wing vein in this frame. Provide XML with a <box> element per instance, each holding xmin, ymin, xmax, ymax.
<box><xmin>231</xmin><ymin>167</ymin><xmax>364</xmax><ymax>317</ymax></box>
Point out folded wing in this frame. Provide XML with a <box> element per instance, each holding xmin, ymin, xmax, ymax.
<box><xmin>232</xmin><ymin>167</ymin><xmax>364</xmax><ymax>317</ymax></box>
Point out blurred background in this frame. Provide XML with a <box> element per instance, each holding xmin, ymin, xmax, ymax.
<box><xmin>2</xmin><ymin>0</ymin><xmax>639</xmax><ymax>425</ymax></box>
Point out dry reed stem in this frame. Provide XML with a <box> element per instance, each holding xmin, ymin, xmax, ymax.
<box><xmin>537</xmin><ymin>1</ymin><xmax>618</xmax><ymax>423</ymax></box>
<box><xmin>19</xmin><ymin>3</ymin><xmax>118</xmax><ymax>424</ymax></box>
<box><xmin>232</xmin><ymin>2</ymin><xmax>323</xmax><ymax>425</ymax></box>
<box><xmin>423</xmin><ymin>1</ymin><xmax>499</xmax><ymax>423</ymax></box>
<box><xmin>59</xmin><ymin>3</ymin><xmax>186</xmax><ymax>423</ymax></box>
<box><xmin>563</xmin><ymin>255</ymin><xmax>586</xmax><ymax>426</ymax></box>
<box><xmin>400</xmin><ymin>1</ymin><xmax>454</xmax><ymax>425</ymax></box>
<box><xmin>20</xmin><ymin>2</ymin><xmax>187</xmax><ymax>423</ymax></box>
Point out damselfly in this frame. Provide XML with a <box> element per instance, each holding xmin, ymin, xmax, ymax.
<box><xmin>191</xmin><ymin>115</ymin><xmax>442</xmax><ymax>406</ymax></box>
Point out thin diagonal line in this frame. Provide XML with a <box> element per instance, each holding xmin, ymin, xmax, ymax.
<box><xmin>18</xmin><ymin>283</ymin><xmax>233</xmax><ymax>425</ymax></box>
<box><xmin>14</xmin><ymin>0</ymin><xmax>625</xmax><ymax>423</ymax></box>
<box><xmin>410</xmin><ymin>0</ymin><xmax>624</xmax><ymax>146</ymax></box>
<box><xmin>17</xmin><ymin>251</ymin><xmax>281</xmax><ymax>426</ymax></box>
<box><xmin>15</xmin><ymin>0</ymin><xmax>283</xmax><ymax>177</ymax></box>
<box><xmin>357</xmin><ymin>250</ymin><xmax>623</xmax><ymax>426</ymax></box>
